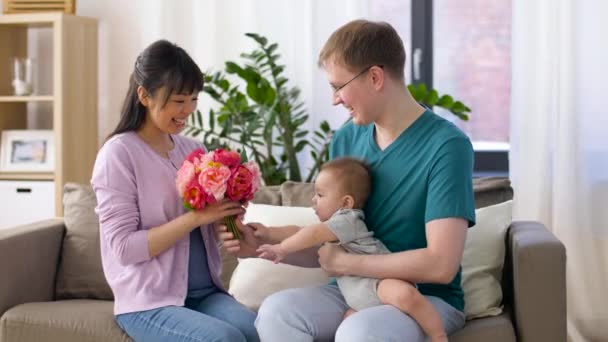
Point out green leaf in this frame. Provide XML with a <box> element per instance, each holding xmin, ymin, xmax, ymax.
<box><xmin>267</xmin><ymin>43</ymin><xmax>278</xmax><ymax>54</ymax></box>
<box><xmin>295</xmin><ymin>140</ymin><xmax>308</xmax><ymax>152</ymax></box>
<box><xmin>320</xmin><ymin>120</ymin><xmax>331</xmax><ymax>133</ymax></box>
<box><xmin>423</xmin><ymin>89</ymin><xmax>439</xmax><ymax>106</ymax></box>
<box><xmin>452</xmin><ymin>101</ymin><xmax>467</xmax><ymax>113</ymax></box>
<box><xmin>246</xmin><ymin>32</ymin><xmax>268</xmax><ymax>47</ymax></box>
<box><xmin>437</xmin><ymin>95</ymin><xmax>454</xmax><ymax>108</ymax></box>
<box><xmin>240</xmin><ymin>149</ymin><xmax>248</xmax><ymax>162</ymax></box>
<box><xmin>408</xmin><ymin>83</ymin><xmax>428</xmax><ymax>101</ymax></box>
<box><xmin>209</xmin><ymin>109</ymin><xmax>215</xmax><ymax>130</ymax></box>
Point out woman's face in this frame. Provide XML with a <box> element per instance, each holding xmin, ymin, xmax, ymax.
<box><xmin>324</xmin><ymin>61</ymin><xmax>378</xmax><ymax>126</ymax></box>
<box><xmin>141</xmin><ymin>87</ymin><xmax>199</xmax><ymax>135</ymax></box>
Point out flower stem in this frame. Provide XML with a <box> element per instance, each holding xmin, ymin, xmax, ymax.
<box><xmin>224</xmin><ymin>215</ymin><xmax>241</xmax><ymax>240</ymax></box>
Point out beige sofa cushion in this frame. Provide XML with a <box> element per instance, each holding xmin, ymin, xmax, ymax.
<box><xmin>462</xmin><ymin>200</ymin><xmax>512</xmax><ymax>318</ymax></box>
<box><xmin>0</xmin><ymin>300</ymin><xmax>130</xmax><ymax>342</ymax></box>
<box><xmin>229</xmin><ymin>203</ymin><xmax>330</xmax><ymax>310</ymax></box>
<box><xmin>230</xmin><ymin>200</ymin><xmax>513</xmax><ymax>320</ymax></box>
<box><xmin>55</xmin><ymin>183</ymin><xmax>113</xmax><ymax>300</ymax></box>
<box><xmin>280</xmin><ymin>181</ymin><xmax>315</xmax><ymax>207</ymax></box>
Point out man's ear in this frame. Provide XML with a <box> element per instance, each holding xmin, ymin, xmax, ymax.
<box><xmin>369</xmin><ymin>65</ymin><xmax>385</xmax><ymax>91</ymax></box>
<box><xmin>343</xmin><ymin>195</ymin><xmax>355</xmax><ymax>209</ymax></box>
<box><xmin>137</xmin><ymin>85</ymin><xmax>150</xmax><ymax>107</ymax></box>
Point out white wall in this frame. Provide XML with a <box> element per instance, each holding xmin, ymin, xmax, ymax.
<box><xmin>72</xmin><ymin>0</ymin><xmax>370</xmax><ymax>149</ymax></box>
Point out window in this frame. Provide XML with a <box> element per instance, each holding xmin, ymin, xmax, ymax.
<box><xmin>373</xmin><ymin>0</ymin><xmax>512</xmax><ymax>176</ymax></box>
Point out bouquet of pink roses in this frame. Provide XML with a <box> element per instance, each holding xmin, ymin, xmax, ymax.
<box><xmin>176</xmin><ymin>148</ymin><xmax>261</xmax><ymax>239</ymax></box>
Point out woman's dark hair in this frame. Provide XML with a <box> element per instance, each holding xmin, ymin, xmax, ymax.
<box><xmin>108</xmin><ymin>40</ymin><xmax>204</xmax><ymax>139</ymax></box>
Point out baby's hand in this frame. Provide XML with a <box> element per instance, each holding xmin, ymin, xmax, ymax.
<box><xmin>257</xmin><ymin>244</ymin><xmax>287</xmax><ymax>263</ymax></box>
<box><xmin>248</xmin><ymin>222</ymin><xmax>270</xmax><ymax>241</ymax></box>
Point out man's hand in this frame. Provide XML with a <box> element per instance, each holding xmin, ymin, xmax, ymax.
<box><xmin>247</xmin><ymin>222</ymin><xmax>270</xmax><ymax>241</ymax></box>
<box><xmin>257</xmin><ymin>244</ymin><xmax>288</xmax><ymax>263</ymax></box>
<box><xmin>318</xmin><ymin>243</ymin><xmax>350</xmax><ymax>276</ymax></box>
<box><xmin>215</xmin><ymin>219</ymin><xmax>260</xmax><ymax>258</ymax></box>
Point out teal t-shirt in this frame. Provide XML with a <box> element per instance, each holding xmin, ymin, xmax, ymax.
<box><xmin>330</xmin><ymin>109</ymin><xmax>476</xmax><ymax>311</ymax></box>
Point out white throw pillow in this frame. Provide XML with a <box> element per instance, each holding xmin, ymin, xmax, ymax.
<box><xmin>228</xmin><ymin>203</ymin><xmax>330</xmax><ymax>310</ymax></box>
<box><xmin>229</xmin><ymin>201</ymin><xmax>513</xmax><ymax>319</ymax></box>
<box><xmin>462</xmin><ymin>200</ymin><xmax>513</xmax><ymax>319</ymax></box>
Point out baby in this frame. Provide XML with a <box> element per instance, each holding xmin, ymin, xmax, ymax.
<box><xmin>253</xmin><ymin>157</ymin><xmax>448</xmax><ymax>342</ymax></box>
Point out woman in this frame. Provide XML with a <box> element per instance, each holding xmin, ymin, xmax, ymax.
<box><xmin>92</xmin><ymin>40</ymin><xmax>259</xmax><ymax>342</ymax></box>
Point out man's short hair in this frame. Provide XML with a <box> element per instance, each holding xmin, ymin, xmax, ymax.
<box><xmin>320</xmin><ymin>157</ymin><xmax>372</xmax><ymax>209</ymax></box>
<box><xmin>318</xmin><ymin>19</ymin><xmax>406</xmax><ymax>82</ymax></box>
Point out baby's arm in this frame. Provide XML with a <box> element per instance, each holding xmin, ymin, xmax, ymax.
<box><xmin>247</xmin><ymin>222</ymin><xmax>302</xmax><ymax>244</ymax></box>
<box><xmin>258</xmin><ymin>223</ymin><xmax>338</xmax><ymax>263</ymax></box>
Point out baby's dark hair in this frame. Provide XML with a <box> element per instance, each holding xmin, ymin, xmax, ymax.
<box><xmin>320</xmin><ymin>157</ymin><xmax>372</xmax><ymax>209</ymax></box>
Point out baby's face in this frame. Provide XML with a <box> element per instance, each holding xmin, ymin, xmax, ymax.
<box><xmin>311</xmin><ymin>170</ymin><xmax>345</xmax><ymax>221</ymax></box>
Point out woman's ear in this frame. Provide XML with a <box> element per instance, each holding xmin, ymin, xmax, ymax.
<box><xmin>343</xmin><ymin>195</ymin><xmax>355</xmax><ymax>209</ymax></box>
<box><xmin>137</xmin><ymin>85</ymin><xmax>150</xmax><ymax>107</ymax></box>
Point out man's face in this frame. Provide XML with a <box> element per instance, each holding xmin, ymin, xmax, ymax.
<box><xmin>324</xmin><ymin>61</ymin><xmax>377</xmax><ymax>126</ymax></box>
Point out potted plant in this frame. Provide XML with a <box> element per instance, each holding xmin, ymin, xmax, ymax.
<box><xmin>185</xmin><ymin>33</ymin><xmax>470</xmax><ymax>185</ymax></box>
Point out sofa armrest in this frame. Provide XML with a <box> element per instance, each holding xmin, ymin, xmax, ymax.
<box><xmin>0</xmin><ymin>219</ymin><xmax>65</xmax><ymax>317</ymax></box>
<box><xmin>506</xmin><ymin>221</ymin><xmax>567</xmax><ymax>342</ymax></box>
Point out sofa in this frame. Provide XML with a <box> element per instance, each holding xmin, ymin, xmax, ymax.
<box><xmin>0</xmin><ymin>178</ymin><xmax>566</xmax><ymax>342</ymax></box>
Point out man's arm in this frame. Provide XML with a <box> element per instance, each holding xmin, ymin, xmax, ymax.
<box><xmin>319</xmin><ymin>217</ymin><xmax>467</xmax><ymax>284</ymax></box>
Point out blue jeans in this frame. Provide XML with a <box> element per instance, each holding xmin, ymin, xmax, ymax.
<box><xmin>116</xmin><ymin>291</ymin><xmax>259</xmax><ymax>342</ymax></box>
<box><xmin>255</xmin><ymin>284</ymin><xmax>465</xmax><ymax>342</ymax></box>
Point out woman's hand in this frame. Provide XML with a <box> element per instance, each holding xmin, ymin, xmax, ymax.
<box><xmin>318</xmin><ymin>243</ymin><xmax>351</xmax><ymax>276</ymax></box>
<box><xmin>191</xmin><ymin>200</ymin><xmax>244</xmax><ymax>226</ymax></box>
<box><xmin>215</xmin><ymin>219</ymin><xmax>261</xmax><ymax>258</ymax></box>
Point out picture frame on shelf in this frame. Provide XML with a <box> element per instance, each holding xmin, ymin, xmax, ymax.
<box><xmin>0</xmin><ymin>130</ymin><xmax>55</xmax><ymax>172</ymax></box>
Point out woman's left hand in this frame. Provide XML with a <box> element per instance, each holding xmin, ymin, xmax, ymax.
<box><xmin>318</xmin><ymin>243</ymin><xmax>349</xmax><ymax>276</ymax></box>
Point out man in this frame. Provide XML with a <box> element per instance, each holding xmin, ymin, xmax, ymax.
<box><xmin>217</xmin><ymin>19</ymin><xmax>475</xmax><ymax>341</ymax></box>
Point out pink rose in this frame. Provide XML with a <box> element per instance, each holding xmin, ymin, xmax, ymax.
<box><xmin>185</xmin><ymin>148</ymin><xmax>205</xmax><ymax>163</ymax></box>
<box><xmin>176</xmin><ymin>160</ymin><xmax>195</xmax><ymax>195</ymax></box>
<box><xmin>183</xmin><ymin>182</ymin><xmax>207</xmax><ymax>210</ymax></box>
<box><xmin>198</xmin><ymin>164</ymin><xmax>232</xmax><ymax>201</ymax></box>
<box><xmin>213</xmin><ymin>149</ymin><xmax>242</xmax><ymax>169</ymax></box>
<box><xmin>244</xmin><ymin>161</ymin><xmax>262</xmax><ymax>193</ymax></box>
<box><xmin>226</xmin><ymin>165</ymin><xmax>254</xmax><ymax>202</ymax></box>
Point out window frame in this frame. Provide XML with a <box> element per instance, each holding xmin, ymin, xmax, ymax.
<box><xmin>411</xmin><ymin>0</ymin><xmax>509</xmax><ymax>177</ymax></box>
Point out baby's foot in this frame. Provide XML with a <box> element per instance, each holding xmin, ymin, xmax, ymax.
<box><xmin>429</xmin><ymin>334</ymin><xmax>448</xmax><ymax>342</ymax></box>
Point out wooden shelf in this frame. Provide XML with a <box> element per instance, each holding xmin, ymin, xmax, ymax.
<box><xmin>0</xmin><ymin>13</ymin><xmax>98</xmax><ymax>217</ymax></box>
<box><xmin>0</xmin><ymin>95</ymin><xmax>54</xmax><ymax>102</ymax></box>
<box><xmin>0</xmin><ymin>172</ymin><xmax>54</xmax><ymax>181</ymax></box>
<box><xmin>0</xmin><ymin>12</ymin><xmax>63</xmax><ymax>25</ymax></box>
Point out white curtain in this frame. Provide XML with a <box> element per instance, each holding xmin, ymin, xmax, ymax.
<box><xmin>510</xmin><ymin>0</ymin><xmax>608</xmax><ymax>341</ymax></box>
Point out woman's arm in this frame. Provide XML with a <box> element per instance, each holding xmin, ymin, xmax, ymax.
<box><xmin>319</xmin><ymin>217</ymin><xmax>467</xmax><ymax>284</ymax></box>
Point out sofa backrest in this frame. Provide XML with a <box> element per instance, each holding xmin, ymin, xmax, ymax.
<box><xmin>57</xmin><ymin>178</ymin><xmax>513</xmax><ymax>300</ymax></box>
<box><xmin>254</xmin><ymin>178</ymin><xmax>513</xmax><ymax>209</ymax></box>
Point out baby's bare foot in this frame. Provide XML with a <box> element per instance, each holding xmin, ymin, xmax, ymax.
<box><xmin>430</xmin><ymin>334</ymin><xmax>448</xmax><ymax>342</ymax></box>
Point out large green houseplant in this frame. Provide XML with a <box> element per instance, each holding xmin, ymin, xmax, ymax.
<box><xmin>185</xmin><ymin>33</ymin><xmax>470</xmax><ymax>186</ymax></box>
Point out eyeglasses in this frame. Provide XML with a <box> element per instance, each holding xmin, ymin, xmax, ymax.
<box><xmin>331</xmin><ymin>65</ymin><xmax>382</xmax><ymax>94</ymax></box>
